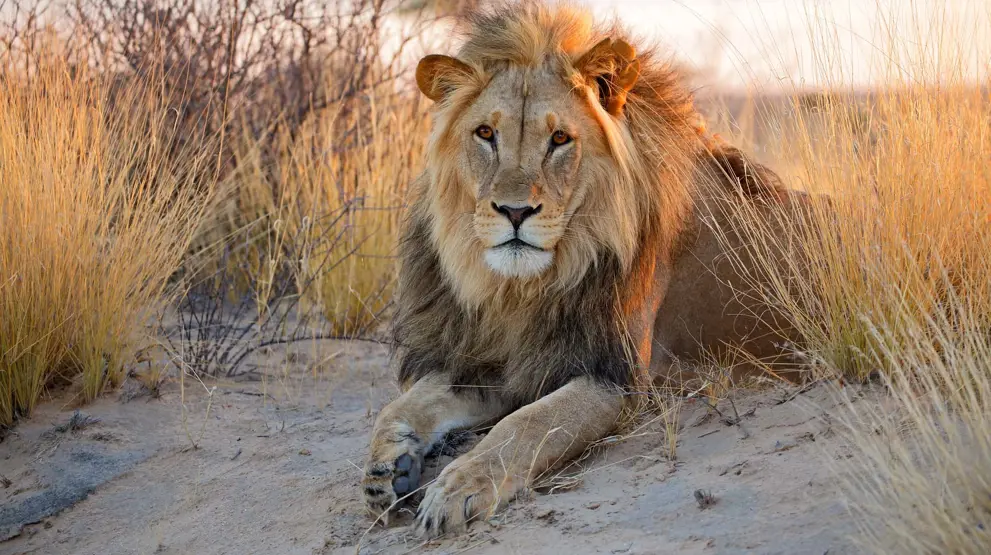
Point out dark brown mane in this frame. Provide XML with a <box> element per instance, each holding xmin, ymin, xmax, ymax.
<box><xmin>393</xmin><ymin>203</ymin><xmax>632</xmax><ymax>405</ymax></box>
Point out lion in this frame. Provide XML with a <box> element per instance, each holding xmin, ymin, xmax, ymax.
<box><xmin>362</xmin><ymin>2</ymin><xmax>821</xmax><ymax>537</ymax></box>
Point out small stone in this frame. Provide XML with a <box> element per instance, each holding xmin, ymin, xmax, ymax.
<box><xmin>772</xmin><ymin>439</ymin><xmax>799</xmax><ymax>453</ymax></box>
<box><xmin>298</xmin><ymin>448</ymin><xmax>312</xmax><ymax>456</ymax></box>
<box><xmin>535</xmin><ymin>507</ymin><xmax>556</xmax><ymax>520</ymax></box>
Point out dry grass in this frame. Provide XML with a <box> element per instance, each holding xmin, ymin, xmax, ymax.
<box><xmin>204</xmin><ymin>92</ymin><xmax>428</xmax><ymax>336</ymax></box>
<box><xmin>836</xmin><ymin>295</ymin><xmax>991</xmax><ymax>553</ymax></box>
<box><xmin>724</xmin><ymin>84</ymin><xmax>991</xmax><ymax>379</ymax></box>
<box><xmin>1</xmin><ymin>0</ymin><xmax>432</xmax><ymax>415</ymax></box>
<box><xmin>710</xmin><ymin>83</ymin><xmax>990</xmax><ymax>382</ymax></box>
<box><xmin>705</xmin><ymin>3</ymin><xmax>991</xmax><ymax>552</ymax></box>
<box><xmin>0</xmin><ymin>51</ymin><xmax>212</xmax><ymax>427</ymax></box>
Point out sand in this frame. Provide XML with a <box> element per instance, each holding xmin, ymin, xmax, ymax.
<box><xmin>1</xmin><ymin>341</ymin><xmax>868</xmax><ymax>555</ymax></box>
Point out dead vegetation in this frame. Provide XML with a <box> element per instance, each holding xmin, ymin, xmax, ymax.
<box><xmin>703</xmin><ymin>4</ymin><xmax>991</xmax><ymax>553</ymax></box>
<box><xmin>0</xmin><ymin>0</ymin><xmax>445</xmax><ymax>423</ymax></box>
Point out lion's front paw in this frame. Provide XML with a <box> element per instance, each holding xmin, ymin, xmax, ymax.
<box><xmin>413</xmin><ymin>457</ymin><xmax>518</xmax><ymax>538</ymax></box>
<box><xmin>363</xmin><ymin>423</ymin><xmax>425</xmax><ymax>524</ymax></box>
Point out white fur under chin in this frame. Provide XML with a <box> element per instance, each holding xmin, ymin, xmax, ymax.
<box><xmin>484</xmin><ymin>246</ymin><xmax>553</xmax><ymax>278</ymax></box>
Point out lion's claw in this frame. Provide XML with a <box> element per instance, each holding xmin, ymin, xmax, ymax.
<box><xmin>413</xmin><ymin>459</ymin><xmax>510</xmax><ymax>538</ymax></box>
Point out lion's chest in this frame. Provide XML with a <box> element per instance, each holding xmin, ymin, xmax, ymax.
<box><xmin>463</xmin><ymin>304</ymin><xmax>534</xmax><ymax>364</ymax></box>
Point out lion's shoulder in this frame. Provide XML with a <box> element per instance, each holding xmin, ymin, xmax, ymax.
<box><xmin>696</xmin><ymin>133</ymin><xmax>791</xmax><ymax>203</ymax></box>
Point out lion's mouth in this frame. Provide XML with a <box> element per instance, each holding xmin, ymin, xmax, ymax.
<box><xmin>495</xmin><ymin>237</ymin><xmax>544</xmax><ymax>251</ymax></box>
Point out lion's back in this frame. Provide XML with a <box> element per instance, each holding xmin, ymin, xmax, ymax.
<box><xmin>650</xmin><ymin>140</ymin><xmax>828</xmax><ymax>387</ymax></box>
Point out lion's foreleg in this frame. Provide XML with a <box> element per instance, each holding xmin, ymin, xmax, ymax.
<box><xmin>362</xmin><ymin>374</ymin><xmax>508</xmax><ymax>523</ymax></box>
<box><xmin>413</xmin><ymin>376</ymin><xmax>623</xmax><ymax>537</ymax></box>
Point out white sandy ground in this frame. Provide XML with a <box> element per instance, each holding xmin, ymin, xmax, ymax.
<box><xmin>0</xmin><ymin>338</ymin><xmax>890</xmax><ymax>555</ymax></box>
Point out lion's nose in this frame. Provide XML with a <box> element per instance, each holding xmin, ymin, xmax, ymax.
<box><xmin>492</xmin><ymin>203</ymin><xmax>542</xmax><ymax>231</ymax></box>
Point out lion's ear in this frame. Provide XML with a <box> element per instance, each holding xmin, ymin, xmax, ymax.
<box><xmin>575</xmin><ymin>38</ymin><xmax>641</xmax><ymax>117</ymax></box>
<box><xmin>416</xmin><ymin>54</ymin><xmax>475</xmax><ymax>103</ymax></box>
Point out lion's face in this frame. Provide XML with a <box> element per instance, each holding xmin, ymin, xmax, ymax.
<box><xmin>416</xmin><ymin>38</ymin><xmax>644</xmax><ymax>285</ymax></box>
<box><xmin>456</xmin><ymin>67</ymin><xmax>603</xmax><ymax>278</ymax></box>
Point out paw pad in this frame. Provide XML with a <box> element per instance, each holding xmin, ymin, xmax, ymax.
<box><xmin>392</xmin><ymin>453</ymin><xmax>422</xmax><ymax>495</ymax></box>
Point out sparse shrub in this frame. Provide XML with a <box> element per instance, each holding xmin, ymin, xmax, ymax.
<box><xmin>168</xmin><ymin>54</ymin><xmax>431</xmax><ymax>378</ymax></box>
<box><xmin>0</xmin><ymin>0</ymin><xmax>442</xmax><ymax>400</ymax></box>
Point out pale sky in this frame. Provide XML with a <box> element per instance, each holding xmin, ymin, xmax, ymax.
<box><xmin>581</xmin><ymin>0</ymin><xmax>991</xmax><ymax>91</ymax></box>
<box><xmin>395</xmin><ymin>0</ymin><xmax>991</xmax><ymax>93</ymax></box>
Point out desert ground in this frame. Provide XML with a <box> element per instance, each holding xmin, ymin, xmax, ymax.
<box><xmin>2</xmin><ymin>337</ymin><xmax>877</xmax><ymax>555</ymax></box>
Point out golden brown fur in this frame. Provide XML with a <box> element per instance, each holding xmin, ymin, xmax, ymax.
<box><xmin>361</xmin><ymin>1</ymin><xmax>820</xmax><ymax>537</ymax></box>
<box><xmin>395</xmin><ymin>3</ymin><xmax>702</xmax><ymax>401</ymax></box>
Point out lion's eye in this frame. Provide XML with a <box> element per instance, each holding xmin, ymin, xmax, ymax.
<box><xmin>551</xmin><ymin>130</ymin><xmax>572</xmax><ymax>146</ymax></box>
<box><xmin>475</xmin><ymin>125</ymin><xmax>495</xmax><ymax>141</ymax></box>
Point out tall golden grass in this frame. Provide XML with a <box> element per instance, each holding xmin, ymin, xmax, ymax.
<box><xmin>709</xmin><ymin>3</ymin><xmax>991</xmax><ymax>552</ymax></box>
<box><xmin>0</xmin><ymin>12</ymin><xmax>429</xmax><ymax>420</ymax></box>
<box><xmin>0</xmin><ymin>53</ymin><xmax>213</xmax><ymax>426</ymax></box>
<box><xmin>717</xmin><ymin>83</ymin><xmax>991</xmax><ymax>379</ymax></box>
<box><xmin>196</xmin><ymin>89</ymin><xmax>428</xmax><ymax>336</ymax></box>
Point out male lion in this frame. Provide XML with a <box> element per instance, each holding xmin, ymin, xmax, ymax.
<box><xmin>362</xmin><ymin>2</ymin><xmax>818</xmax><ymax>537</ymax></box>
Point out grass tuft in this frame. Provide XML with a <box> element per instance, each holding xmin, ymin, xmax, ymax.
<box><xmin>0</xmin><ymin>52</ymin><xmax>212</xmax><ymax>427</ymax></box>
